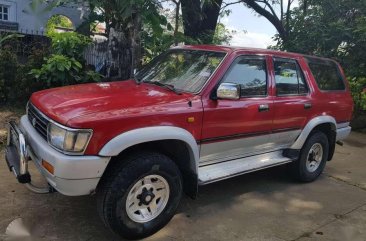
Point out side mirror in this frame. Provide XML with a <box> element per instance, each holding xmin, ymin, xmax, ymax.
<box><xmin>217</xmin><ymin>83</ymin><xmax>240</xmax><ymax>100</ymax></box>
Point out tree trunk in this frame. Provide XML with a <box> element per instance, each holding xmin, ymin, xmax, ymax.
<box><xmin>181</xmin><ymin>0</ymin><xmax>223</xmax><ymax>44</ymax></box>
<box><xmin>106</xmin><ymin>27</ymin><xmax>131</xmax><ymax>80</ymax></box>
<box><xmin>180</xmin><ymin>0</ymin><xmax>201</xmax><ymax>41</ymax></box>
<box><xmin>200</xmin><ymin>0</ymin><xmax>223</xmax><ymax>43</ymax></box>
<box><xmin>130</xmin><ymin>5</ymin><xmax>142</xmax><ymax>72</ymax></box>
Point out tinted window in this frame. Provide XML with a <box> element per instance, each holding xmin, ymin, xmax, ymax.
<box><xmin>137</xmin><ymin>50</ymin><xmax>226</xmax><ymax>93</ymax></box>
<box><xmin>222</xmin><ymin>57</ymin><xmax>267</xmax><ymax>97</ymax></box>
<box><xmin>306</xmin><ymin>57</ymin><xmax>345</xmax><ymax>91</ymax></box>
<box><xmin>274</xmin><ymin>58</ymin><xmax>308</xmax><ymax>95</ymax></box>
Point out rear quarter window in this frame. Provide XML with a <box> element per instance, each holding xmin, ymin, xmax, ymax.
<box><xmin>305</xmin><ymin>57</ymin><xmax>346</xmax><ymax>91</ymax></box>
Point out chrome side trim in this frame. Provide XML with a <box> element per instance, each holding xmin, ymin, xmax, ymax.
<box><xmin>99</xmin><ymin>126</ymin><xmax>200</xmax><ymax>175</ymax></box>
<box><xmin>198</xmin><ymin>150</ymin><xmax>293</xmax><ymax>184</ymax></box>
<box><xmin>290</xmin><ymin>115</ymin><xmax>336</xmax><ymax>149</ymax></box>
<box><xmin>199</xmin><ymin>129</ymin><xmax>301</xmax><ymax>165</ymax></box>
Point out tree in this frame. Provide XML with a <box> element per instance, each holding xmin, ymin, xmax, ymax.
<box><xmin>271</xmin><ymin>0</ymin><xmax>366</xmax><ymax>113</ymax></box>
<box><xmin>272</xmin><ymin>0</ymin><xmax>366</xmax><ymax>76</ymax></box>
<box><xmin>212</xmin><ymin>23</ymin><xmax>235</xmax><ymax>45</ymax></box>
<box><xmin>180</xmin><ymin>0</ymin><xmax>223</xmax><ymax>43</ymax></box>
<box><xmin>46</xmin><ymin>15</ymin><xmax>74</xmax><ymax>35</ymax></box>
<box><xmin>221</xmin><ymin>0</ymin><xmax>298</xmax><ymax>47</ymax></box>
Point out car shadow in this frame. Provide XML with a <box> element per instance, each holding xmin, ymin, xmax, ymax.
<box><xmin>34</xmin><ymin>166</ymin><xmax>302</xmax><ymax>240</ymax></box>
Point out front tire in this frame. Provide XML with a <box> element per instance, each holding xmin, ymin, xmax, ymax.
<box><xmin>97</xmin><ymin>151</ymin><xmax>182</xmax><ymax>240</ymax></box>
<box><xmin>291</xmin><ymin>131</ymin><xmax>329</xmax><ymax>182</ymax></box>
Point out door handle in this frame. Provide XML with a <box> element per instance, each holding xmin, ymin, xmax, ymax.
<box><xmin>304</xmin><ymin>103</ymin><xmax>312</xmax><ymax>109</ymax></box>
<box><xmin>258</xmin><ymin>104</ymin><xmax>270</xmax><ymax>112</ymax></box>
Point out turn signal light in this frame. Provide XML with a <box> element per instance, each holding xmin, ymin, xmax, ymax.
<box><xmin>42</xmin><ymin>160</ymin><xmax>54</xmax><ymax>174</ymax></box>
<box><xmin>187</xmin><ymin>117</ymin><xmax>195</xmax><ymax>123</ymax></box>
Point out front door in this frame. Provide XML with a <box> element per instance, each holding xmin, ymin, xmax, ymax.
<box><xmin>199</xmin><ymin>55</ymin><xmax>274</xmax><ymax>165</ymax></box>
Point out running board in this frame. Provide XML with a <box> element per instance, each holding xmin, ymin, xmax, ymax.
<box><xmin>198</xmin><ymin>151</ymin><xmax>293</xmax><ymax>185</ymax></box>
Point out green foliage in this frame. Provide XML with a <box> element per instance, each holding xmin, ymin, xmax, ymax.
<box><xmin>270</xmin><ymin>0</ymin><xmax>366</xmax><ymax>114</ymax></box>
<box><xmin>0</xmin><ymin>33</ymin><xmax>24</xmax><ymax>47</ymax></box>
<box><xmin>212</xmin><ymin>23</ymin><xmax>235</xmax><ymax>45</ymax></box>
<box><xmin>0</xmin><ymin>48</ymin><xmax>17</xmax><ymax>102</ymax></box>
<box><xmin>48</xmin><ymin>32</ymin><xmax>91</xmax><ymax>59</ymax></box>
<box><xmin>30</xmin><ymin>54</ymin><xmax>83</xmax><ymax>87</ymax></box>
<box><xmin>273</xmin><ymin>0</ymin><xmax>366</xmax><ymax>77</ymax></box>
<box><xmin>30</xmin><ymin>53</ymin><xmax>102</xmax><ymax>87</ymax></box>
<box><xmin>30</xmin><ymin>31</ymin><xmax>100</xmax><ymax>89</ymax></box>
<box><xmin>46</xmin><ymin>15</ymin><xmax>74</xmax><ymax>35</ymax></box>
<box><xmin>349</xmin><ymin>77</ymin><xmax>366</xmax><ymax>112</ymax></box>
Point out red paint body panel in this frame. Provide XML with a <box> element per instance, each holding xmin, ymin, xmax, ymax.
<box><xmin>201</xmin><ymin>55</ymin><xmax>274</xmax><ymax>140</ymax></box>
<box><xmin>29</xmin><ymin>45</ymin><xmax>354</xmax><ymax>155</ymax></box>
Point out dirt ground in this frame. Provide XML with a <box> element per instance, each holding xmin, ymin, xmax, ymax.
<box><xmin>0</xmin><ymin>108</ymin><xmax>366</xmax><ymax>241</ymax></box>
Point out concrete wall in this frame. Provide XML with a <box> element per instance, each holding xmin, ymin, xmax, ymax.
<box><xmin>0</xmin><ymin>0</ymin><xmax>88</xmax><ymax>35</ymax></box>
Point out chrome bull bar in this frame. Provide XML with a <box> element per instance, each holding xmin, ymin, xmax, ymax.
<box><xmin>6</xmin><ymin>121</ymin><xmax>51</xmax><ymax>194</ymax></box>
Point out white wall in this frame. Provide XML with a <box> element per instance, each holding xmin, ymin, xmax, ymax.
<box><xmin>0</xmin><ymin>0</ymin><xmax>88</xmax><ymax>35</ymax></box>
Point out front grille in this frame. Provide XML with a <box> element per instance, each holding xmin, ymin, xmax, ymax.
<box><xmin>27</xmin><ymin>103</ymin><xmax>50</xmax><ymax>140</ymax></box>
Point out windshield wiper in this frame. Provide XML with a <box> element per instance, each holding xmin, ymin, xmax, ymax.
<box><xmin>144</xmin><ymin>81</ymin><xmax>182</xmax><ymax>95</ymax></box>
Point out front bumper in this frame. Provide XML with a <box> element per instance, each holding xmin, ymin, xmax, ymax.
<box><xmin>5</xmin><ymin>115</ymin><xmax>110</xmax><ymax>196</ymax></box>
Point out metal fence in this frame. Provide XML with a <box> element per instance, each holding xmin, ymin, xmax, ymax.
<box><xmin>83</xmin><ymin>40</ymin><xmax>108</xmax><ymax>75</ymax></box>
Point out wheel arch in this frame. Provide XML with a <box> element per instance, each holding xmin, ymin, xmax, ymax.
<box><xmin>98</xmin><ymin>126</ymin><xmax>200</xmax><ymax>198</ymax></box>
<box><xmin>291</xmin><ymin>115</ymin><xmax>337</xmax><ymax>150</ymax></box>
<box><xmin>291</xmin><ymin>115</ymin><xmax>336</xmax><ymax>160</ymax></box>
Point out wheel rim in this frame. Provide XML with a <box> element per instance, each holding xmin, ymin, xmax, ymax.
<box><xmin>306</xmin><ymin>143</ymin><xmax>323</xmax><ymax>172</ymax></box>
<box><xmin>126</xmin><ymin>174</ymin><xmax>170</xmax><ymax>223</ymax></box>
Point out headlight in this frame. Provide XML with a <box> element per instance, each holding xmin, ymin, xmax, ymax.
<box><xmin>48</xmin><ymin>122</ymin><xmax>92</xmax><ymax>154</ymax></box>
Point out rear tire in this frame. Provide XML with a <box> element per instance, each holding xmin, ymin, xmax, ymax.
<box><xmin>97</xmin><ymin>151</ymin><xmax>182</xmax><ymax>240</ymax></box>
<box><xmin>290</xmin><ymin>131</ymin><xmax>329</xmax><ymax>182</ymax></box>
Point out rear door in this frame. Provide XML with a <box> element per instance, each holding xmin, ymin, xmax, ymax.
<box><xmin>199</xmin><ymin>55</ymin><xmax>274</xmax><ymax>165</ymax></box>
<box><xmin>271</xmin><ymin>56</ymin><xmax>312</xmax><ymax>149</ymax></box>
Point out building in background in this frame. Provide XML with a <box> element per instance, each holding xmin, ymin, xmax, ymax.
<box><xmin>0</xmin><ymin>0</ymin><xmax>88</xmax><ymax>36</ymax></box>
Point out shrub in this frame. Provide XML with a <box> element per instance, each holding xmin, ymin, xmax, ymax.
<box><xmin>30</xmin><ymin>32</ymin><xmax>101</xmax><ymax>90</ymax></box>
<box><xmin>0</xmin><ymin>47</ymin><xmax>17</xmax><ymax>102</ymax></box>
<box><xmin>31</xmin><ymin>54</ymin><xmax>84</xmax><ymax>87</ymax></box>
<box><xmin>48</xmin><ymin>31</ymin><xmax>91</xmax><ymax>59</ymax></box>
<box><xmin>5</xmin><ymin>46</ymin><xmax>49</xmax><ymax>104</ymax></box>
<box><xmin>349</xmin><ymin>77</ymin><xmax>366</xmax><ymax>113</ymax></box>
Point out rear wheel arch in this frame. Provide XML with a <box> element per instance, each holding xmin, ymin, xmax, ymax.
<box><xmin>291</xmin><ymin>116</ymin><xmax>336</xmax><ymax>150</ymax></box>
<box><xmin>312</xmin><ymin>123</ymin><xmax>336</xmax><ymax>161</ymax></box>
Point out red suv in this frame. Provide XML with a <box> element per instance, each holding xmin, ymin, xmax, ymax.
<box><xmin>6</xmin><ymin>45</ymin><xmax>353</xmax><ymax>239</ymax></box>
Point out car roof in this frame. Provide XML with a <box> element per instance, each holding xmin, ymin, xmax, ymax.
<box><xmin>174</xmin><ymin>44</ymin><xmax>336</xmax><ymax>62</ymax></box>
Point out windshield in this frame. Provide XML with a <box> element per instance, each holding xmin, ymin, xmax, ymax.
<box><xmin>136</xmin><ymin>49</ymin><xmax>226</xmax><ymax>93</ymax></box>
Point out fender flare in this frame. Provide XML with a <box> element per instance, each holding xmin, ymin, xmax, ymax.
<box><xmin>98</xmin><ymin>126</ymin><xmax>200</xmax><ymax>175</ymax></box>
<box><xmin>291</xmin><ymin>115</ymin><xmax>337</xmax><ymax>150</ymax></box>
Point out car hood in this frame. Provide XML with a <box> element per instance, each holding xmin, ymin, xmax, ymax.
<box><xmin>30</xmin><ymin>80</ymin><xmax>195</xmax><ymax>126</ymax></box>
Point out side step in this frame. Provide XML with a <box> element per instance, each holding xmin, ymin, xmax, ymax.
<box><xmin>198</xmin><ymin>151</ymin><xmax>293</xmax><ymax>185</ymax></box>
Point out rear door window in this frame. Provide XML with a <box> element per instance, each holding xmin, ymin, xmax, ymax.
<box><xmin>273</xmin><ymin>58</ymin><xmax>308</xmax><ymax>96</ymax></box>
<box><xmin>305</xmin><ymin>57</ymin><xmax>345</xmax><ymax>91</ymax></box>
